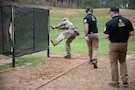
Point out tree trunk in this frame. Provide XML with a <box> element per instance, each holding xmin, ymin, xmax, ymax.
<box><xmin>0</xmin><ymin>0</ymin><xmax>2</xmax><ymax>5</ymax></box>
<box><xmin>128</xmin><ymin>0</ymin><xmax>135</xmax><ymax>9</ymax></box>
<box><xmin>77</xmin><ymin>0</ymin><xmax>79</xmax><ymax>8</ymax></box>
<box><xmin>68</xmin><ymin>0</ymin><xmax>70</xmax><ymax>7</ymax></box>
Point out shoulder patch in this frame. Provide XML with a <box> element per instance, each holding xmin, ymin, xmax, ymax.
<box><xmin>104</xmin><ymin>26</ymin><xmax>107</xmax><ymax>32</ymax></box>
<box><xmin>92</xmin><ymin>16</ymin><xmax>96</xmax><ymax>21</ymax></box>
<box><xmin>84</xmin><ymin>19</ymin><xmax>87</xmax><ymax>23</ymax></box>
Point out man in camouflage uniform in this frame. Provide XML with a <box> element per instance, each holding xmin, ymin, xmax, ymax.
<box><xmin>51</xmin><ymin>18</ymin><xmax>80</xmax><ymax>59</ymax></box>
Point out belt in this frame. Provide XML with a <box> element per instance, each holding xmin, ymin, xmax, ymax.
<box><xmin>111</xmin><ymin>41</ymin><xmax>127</xmax><ymax>43</ymax></box>
<box><xmin>89</xmin><ymin>32</ymin><xmax>97</xmax><ymax>34</ymax></box>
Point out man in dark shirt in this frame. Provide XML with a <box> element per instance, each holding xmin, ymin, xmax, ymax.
<box><xmin>84</xmin><ymin>6</ymin><xmax>99</xmax><ymax>68</ymax></box>
<box><xmin>104</xmin><ymin>7</ymin><xmax>134</xmax><ymax>88</ymax></box>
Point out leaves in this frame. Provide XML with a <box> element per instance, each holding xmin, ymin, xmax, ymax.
<box><xmin>1</xmin><ymin>0</ymin><xmax>135</xmax><ymax>9</ymax></box>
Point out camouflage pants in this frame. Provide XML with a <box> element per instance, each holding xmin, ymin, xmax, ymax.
<box><xmin>53</xmin><ymin>30</ymin><xmax>78</xmax><ymax>56</ymax></box>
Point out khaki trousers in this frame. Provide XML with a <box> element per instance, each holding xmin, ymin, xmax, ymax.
<box><xmin>54</xmin><ymin>30</ymin><xmax>78</xmax><ymax>56</ymax></box>
<box><xmin>86</xmin><ymin>33</ymin><xmax>99</xmax><ymax>60</ymax></box>
<box><xmin>109</xmin><ymin>42</ymin><xmax>128</xmax><ymax>84</ymax></box>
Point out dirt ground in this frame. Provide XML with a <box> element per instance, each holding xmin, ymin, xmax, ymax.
<box><xmin>0</xmin><ymin>54</ymin><xmax>135</xmax><ymax>90</ymax></box>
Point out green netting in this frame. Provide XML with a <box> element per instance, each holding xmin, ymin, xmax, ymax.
<box><xmin>14</xmin><ymin>6</ymin><xmax>33</xmax><ymax>56</ymax></box>
<box><xmin>0</xmin><ymin>5</ymin><xmax>12</xmax><ymax>54</ymax></box>
<box><xmin>0</xmin><ymin>5</ymin><xmax>49</xmax><ymax>56</ymax></box>
<box><xmin>34</xmin><ymin>8</ymin><xmax>49</xmax><ymax>51</ymax></box>
<box><xmin>14</xmin><ymin>6</ymin><xmax>49</xmax><ymax>56</ymax></box>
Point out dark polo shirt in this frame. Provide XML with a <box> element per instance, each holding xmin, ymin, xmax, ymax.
<box><xmin>104</xmin><ymin>15</ymin><xmax>134</xmax><ymax>42</ymax></box>
<box><xmin>84</xmin><ymin>14</ymin><xmax>98</xmax><ymax>34</ymax></box>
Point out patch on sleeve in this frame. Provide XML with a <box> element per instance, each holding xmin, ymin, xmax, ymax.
<box><xmin>104</xmin><ymin>26</ymin><xmax>107</xmax><ymax>32</ymax></box>
<box><xmin>84</xmin><ymin>19</ymin><xmax>87</xmax><ymax>23</ymax></box>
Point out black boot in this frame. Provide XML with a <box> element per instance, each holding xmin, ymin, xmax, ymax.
<box><xmin>92</xmin><ymin>59</ymin><xmax>98</xmax><ymax>68</ymax></box>
<box><xmin>64</xmin><ymin>55</ymin><xmax>71</xmax><ymax>59</ymax></box>
<box><xmin>123</xmin><ymin>80</ymin><xmax>128</xmax><ymax>87</ymax></box>
<box><xmin>89</xmin><ymin>60</ymin><xmax>93</xmax><ymax>64</ymax></box>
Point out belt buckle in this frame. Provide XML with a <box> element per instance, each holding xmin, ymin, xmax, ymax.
<box><xmin>90</xmin><ymin>32</ymin><xmax>93</xmax><ymax>34</ymax></box>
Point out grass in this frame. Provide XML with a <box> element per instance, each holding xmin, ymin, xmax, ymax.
<box><xmin>0</xmin><ymin>8</ymin><xmax>135</xmax><ymax>71</ymax></box>
<box><xmin>50</xmin><ymin>8</ymin><xmax>135</xmax><ymax>56</ymax></box>
<box><xmin>50</xmin><ymin>8</ymin><xmax>111</xmax><ymax>56</ymax></box>
<box><xmin>0</xmin><ymin>51</ymin><xmax>48</xmax><ymax>70</ymax></box>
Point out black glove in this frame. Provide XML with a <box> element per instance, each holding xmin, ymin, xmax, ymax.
<box><xmin>50</xmin><ymin>26</ymin><xmax>56</xmax><ymax>29</ymax></box>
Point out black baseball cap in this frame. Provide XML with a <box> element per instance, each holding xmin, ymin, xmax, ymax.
<box><xmin>110</xmin><ymin>7</ymin><xmax>119</xmax><ymax>13</ymax></box>
<box><xmin>85</xmin><ymin>6</ymin><xmax>93</xmax><ymax>13</ymax></box>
